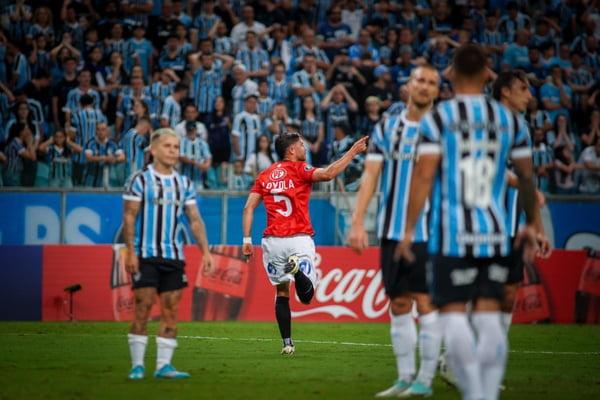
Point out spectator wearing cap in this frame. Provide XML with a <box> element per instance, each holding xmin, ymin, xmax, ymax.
<box><xmin>502</xmin><ymin>28</ymin><xmax>531</xmax><ymax>70</ymax></box>
<box><xmin>230</xmin><ymin>5</ymin><xmax>266</xmax><ymax>48</ymax></box>
<box><xmin>175</xmin><ymin>103</ymin><xmax>208</xmax><ymax>142</ymax></box>
<box><xmin>292</xmin><ymin>53</ymin><xmax>326</xmax><ymax>118</ymax></box>
<box><xmin>497</xmin><ymin>1</ymin><xmax>531</xmax><ymax>43</ymax></box>
<box><xmin>231</xmin><ymin>64</ymin><xmax>259</xmax><ymax>116</ymax></box>
<box><xmin>236</xmin><ymin>31</ymin><xmax>269</xmax><ymax>79</ymax></box>
<box><xmin>321</xmin><ymin>83</ymin><xmax>358</xmax><ymax>153</ymax></box>
<box><xmin>180</xmin><ymin>120</ymin><xmax>212</xmax><ymax>190</ymax></box>
<box><xmin>160</xmin><ymin>83</ymin><xmax>187</xmax><ymax>128</ymax></box>
<box><xmin>541</xmin><ymin>65</ymin><xmax>573</xmax><ymax>124</ymax></box>
<box><xmin>125</xmin><ymin>24</ymin><xmax>154</xmax><ymax>79</ymax></box>
<box><xmin>231</xmin><ymin>92</ymin><xmax>261</xmax><ymax>161</ymax></box>
<box><xmin>317</xmin><ymin>5</ymin><xmax>354</xmax><ymax>61</ymax></box>
<box><xmin>348</xmin><ymin>29</ymin><xmax>380</xmax><ymax>68</ymax></box>
<box><xmin>365</xmin><ymin>65</ymin><xmax>394</xmax><ymax>111</ymax></box>
<box><xmin>392</xmin><ymin>45</ymin><xmax>415</xmax><ymax>86</ymax></box>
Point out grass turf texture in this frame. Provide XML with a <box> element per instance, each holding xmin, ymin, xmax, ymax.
<box><xmin>0</xmin><ymin>322</ymin><xmax>598</xmax><ymax>399</ymax></box>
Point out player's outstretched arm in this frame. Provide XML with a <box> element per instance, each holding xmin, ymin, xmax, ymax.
<box><xmin>312</xmin><ymin>136</ymin><xmax>368</xmax><ymax>182</ymax></box>
<box><xmin>185</xmin><ymin>204</ymin><xmax>214</xmax><ymax>274</ymax></box>
<box><xmin>348</xmin><ymin>159</ymin><xmax>383</xmax><ymax>253</ymax></box>
<box><xmin>394</xmin><ymin>153</ymin><xmax>440</xmax><ymax>262</ymax></box>
<box><xmin>123</xmin><ymin>200</ymin><xmax>141</xmax><ymax>274</ymax></box>
<box><xmin>242</xmin><ymin>192</ymin><xmax>262</xmax><ymax>258</ymax></box>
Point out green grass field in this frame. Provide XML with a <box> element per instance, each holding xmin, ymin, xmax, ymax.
<box><xmin>0</xmin><ymin>322</ymin><xmax>598</xmax><ymax>399</ymax></box>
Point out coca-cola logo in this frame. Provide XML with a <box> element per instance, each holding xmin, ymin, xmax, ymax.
<box><xmin>291</xmin><ymin>267</ymin><xmax>389</xmax><ymax>320</ymax></box>
<box><xmin>115</xmin><ymin>295</ymin><xmax>134</xmax><ymax>313</ymax></box>
<box><xmin>202</xmin><ymin>265</ymin><xmax>243</xmax><ymax>286</ymax></box>
<box><xmin>270</xmin><ymin>168</ymin><xmax>287</xmax><ymax>181</ymax></box>
<box><xmin>517</xmin><ymin>293</ymin><xmax>543</xmax><ymax>312</ymax></box>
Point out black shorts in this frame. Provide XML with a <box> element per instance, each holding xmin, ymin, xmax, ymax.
<box><xmin>506</xmin><ymin>236</ymin><xmax>524</xmax><ymax>284</ymax></box>
<box><xmin>430</xmin><ymin>254</ymin><xmax>510</xmax><ymax>307</ymax></box>
<box><xmin>132</xmin><ymin>257</ymin><xmax>188</xmax><ymax>293</ymax></box>
<box><xmin>380</xmin><ymin>239</ymin><xmax>429</xmax><ymax>297</ymax></box>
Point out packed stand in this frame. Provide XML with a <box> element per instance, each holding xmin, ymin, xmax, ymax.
<box><xmin>0</xmin><ymin>0</ymin><xmax>598</xmax><ymax>194</ymax></box>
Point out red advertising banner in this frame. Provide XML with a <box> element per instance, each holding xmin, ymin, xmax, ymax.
<box><xmin>41</xmin><ymin>245</ymin><xmax>596</xmax><ymax>324</ymax></box>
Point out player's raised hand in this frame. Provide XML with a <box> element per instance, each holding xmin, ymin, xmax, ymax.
<box><xmin>350</xmin><ymin>136</ymin><xmax>369</xmax><ymax>155</ymax></box>
<box><xmin>348</xmin><ymin>223</ymin><xmax>369</xmax><ymax>254</ymax></box>
<box><xmin>124</xmin><ymin>248</ymin><xmax>139</xmax><ymax>274</ymax></box>
<box><xmin>242</xmin><ymin>243</ymin><xmax>254</xmax><ymax>261</ymax></box>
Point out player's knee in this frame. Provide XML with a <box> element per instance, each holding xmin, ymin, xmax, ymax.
<box><xmin>389</xmin><ymin>296</ymin><xmax>412</xmax><ymax>315</ymax></box>
<box><xmin>415</xmin><ymin>295</ymin><xmax>435</xmax><ymax>315</ymax></box>
<box><xmin>135</xmin><ymin>296</ymin><xmax>154</xmax><ymax>315</ymax></box>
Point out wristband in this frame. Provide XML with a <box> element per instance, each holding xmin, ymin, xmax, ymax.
<box><xmin>243</xmin><ymin>237</ymin><xmax>252</xmax><ymax>245</ymax></box>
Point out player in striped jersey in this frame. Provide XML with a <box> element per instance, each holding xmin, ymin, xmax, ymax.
<box><xmin>349</xmin><ymin>65</ymin><xmax>442</xmax><ymax>398</ymax></box>
<box><xmin>70</xmin><ymin>94</ymin><xmax>108</xmax><ymax>185</ymax></box>
<box><xmin>396</xmin><ymin>45</ymin><xmax>541</xmax><ymax>400</ymax></box>
<box><xmin>121</xmin><ymin>118</ymin><xmax>151</xmax><ymax>179</ymax></box>
<box><xmin>123</xmin><ymin>128</ymin><xmax>213</xmax><ymax>380</ymax></box>
<box><xmin>492</xmin><ymin>71</ymin><xmax>551</xmax><ymax>341</ymax></box>
<box><xmin>160</xmin><ymin>83</ymin><xmax>187</xmax><ymax>129</ymax></box>
<box><xmin>231</xmin><ymin>93</ymin><xmax>261</xmax><ymax>161</ymax></box>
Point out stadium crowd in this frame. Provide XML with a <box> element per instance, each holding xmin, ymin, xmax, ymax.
<box><xmin>0</xmin><ymin>0</ymin><xmax>599</xmax><ymax>194</ymax></box>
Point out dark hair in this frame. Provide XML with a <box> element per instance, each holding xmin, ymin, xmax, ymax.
<box><xmin>174</xmin><ymin>82</ymin><xmax>188</xmax><ymax>92</ymax></box>
<box><xmin>299</xmin><ymin>95</ymin><xmax>317</xmax><ymax>120</ymax></box>
<box><xmin>452</xmin><ymin>44</ymin><xmax>487</xmax><ymax>78</ymax></box>
<box><xmin>554</xmin><ymin>144</ymin><xmax>571</xmax><ymax>165</ymax></box>
<box><xmin>275</xmin><ymin>132</ymin><xmax>302</xmax><ymax>160</ymax></box>
<box><xmin>492</xmin><ymin>70</ymin><xmax>528</xmax><ymax>100</ymax></box>
<box><xmin>79</xmin><ymin>94</ymin><xmax>94</xmax><ymax>107</ymax></box>
<box><xmin>255</xmin><ymin>134</ymin><xmax>275</xmax><ymax>163</ymax></box>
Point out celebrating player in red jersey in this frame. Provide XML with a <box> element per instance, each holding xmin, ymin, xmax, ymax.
<box><xmin>243</xmin><ymin>132</ymin><xmax>368</xmax><ymax>355</ymax></box>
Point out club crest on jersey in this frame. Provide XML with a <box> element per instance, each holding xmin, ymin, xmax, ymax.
<box><xmin>270</xmin><ymin>168</ymin><xmax>287</xmax><ymax>180</ymax></box>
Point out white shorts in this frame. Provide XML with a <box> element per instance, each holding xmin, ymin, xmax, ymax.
<box><xmin>261</xmin><ymin>235</ymin><xmax>318</xmax><ymax>287</ymax></box>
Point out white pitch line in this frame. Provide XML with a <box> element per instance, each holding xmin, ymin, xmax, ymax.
<box><xmin>2</xmin><ymin>332</ymin><xmax>599</xmax><ymax>356</ymax></box>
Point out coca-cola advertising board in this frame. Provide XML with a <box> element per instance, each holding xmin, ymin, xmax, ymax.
<box><xmin>26</xmin><ymin>245</ymin><xmax>596</xmax><ymax>323</ymax></box>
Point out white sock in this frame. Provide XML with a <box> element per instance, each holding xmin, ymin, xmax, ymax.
<box><xmin>440</xmin><ymin>312</ymin><xmax>483</xmax><ymax>400</ymax></box>
<box><xmin>472</xmin><ymin>312</ymin><xmax>507</xmax><ymax>400</ymax></box>
<box><xmin>390</xmin><ymin>312</ymin><xmax>417</xmax><ymax>382</ymax></box>
<box><xmin>416</xmin><ymin>311</ymin><xmax>442</xmax><ymax>387</ymax></box>
<box><xmin>127</xmin><ymin>334</ymin><xmax>148</xmax><ymax>368</ymax></box>
<box><xmin>156</xmin><ymin>336</ymin><xmax>178</xmax><ymax>370</ymax></box>
<box><xmin>501</xmin><ymin>312</ymin><xmax>512</xmax><ymax>335</ymax></box>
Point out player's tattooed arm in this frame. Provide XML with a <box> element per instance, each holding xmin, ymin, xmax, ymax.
<box><xmin>394</xmin><ymin>153</ymin><xmax>440</xmax><ymax>262</ymax></box>
<box><xmin>185</xmin><ymin>205</ymin><xmax>210</xmax><ymax>255</ymax></box>
<box><xmin>123</xmin><ymin>200</ymin><xmax>141</xmax><ymax>273</ymax></box>
<box><xmin>123</xmin><ymin>200</ymin><xmax>141</xmax><ymax>252</ymax></box>
<box><xmin>312</xmin><ymin>136</ymin><xmax>369</xmax><ymax>182</ymax></box>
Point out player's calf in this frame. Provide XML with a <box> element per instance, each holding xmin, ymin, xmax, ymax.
<box><xmin>286</xmin><ymin>255</ymin><xmax>315</xmax><ymax>304</ymax></box>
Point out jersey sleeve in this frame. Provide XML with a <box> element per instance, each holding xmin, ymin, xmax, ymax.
<box><xmin>297</xmin><ymin>162</ymin><xmax>316</xmax><ymax>182</ymax></box>
<box><xmin>366</xmin><ymin>119</ymin><xmax>386</xmax><ymax>162</ymax></box>
<box><xmin>250</xmin><ymin>175</ymin><xmax>263</xmax><ymax>195</ymax></box>
<box><xmin>183</xmin><ymin>176</ymin><xmax>197</xmax><ymax>206</ymax></box>
<box><xmin>510</xmin><ymin>114</ymin><xmax>532</xmax><ymax>160</ymax></box>
<box><xmin>417</xmin><ymin>110</ymin><xmax>443</xmax><ymax>156</ymax></box>
<box><xmin>123</xmin><ymin>173</ymin><xmax>144</xmax><ymax>202</ymax></box>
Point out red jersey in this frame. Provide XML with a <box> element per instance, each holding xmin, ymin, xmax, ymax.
<box><xmin>251</xmin><ymin>161</ymin><xmax>316</xmax><ymax>237</ymax></box>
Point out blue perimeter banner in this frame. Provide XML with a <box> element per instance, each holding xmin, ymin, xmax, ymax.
<box><xmin>0</xmin><ymin>192</ymin><xmax>337</xmax><ymax>246</ymax></box>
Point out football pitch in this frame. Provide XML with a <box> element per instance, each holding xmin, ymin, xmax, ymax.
<box><xmin>0</xmin><ymin>322</ymin><xmax>598</xmax><ymax>399</ymax></box>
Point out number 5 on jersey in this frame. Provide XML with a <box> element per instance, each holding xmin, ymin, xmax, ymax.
<box><xmin>274</xmin><ymin>194</ymin><xmax>293</xmax><ymax>217</ymax></box>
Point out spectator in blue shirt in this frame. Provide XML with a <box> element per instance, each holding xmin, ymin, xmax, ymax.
<box><xmin>541</xmin><ymin>65</ymin><xmax>573</xmax><ymax>124</ymax></box>
<box><xmin>126</xmin><ymin>24</ymin><xmax>154</xmax><ymax>79</ymax></box>
<box><xmin>502</xmin><ymin>28</ymin><xmax>531</xmax><ymax>69</ymax></box>
<box><xmin>348</xmin><ymin>29</ymin><xmax>380</xmax><ymax>68</ymax></box>
<box><xmin>317</xmin><ymin>5</ymin><xmax>354</xmax><ymax>61</ymax></box>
